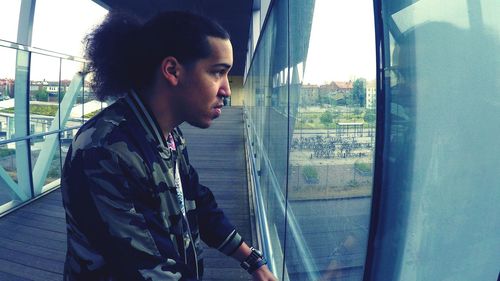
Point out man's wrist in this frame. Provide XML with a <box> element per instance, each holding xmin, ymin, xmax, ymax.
<box><xmin>240</xmin><ymin>247</ymin><xmax>267</xmax><ymax>274</ymax></box>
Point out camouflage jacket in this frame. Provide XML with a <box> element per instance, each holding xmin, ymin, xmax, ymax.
<box><xmin>61</xmin><ymin>91</ymin><xmax>243</xmax><ymax>280</ymax></box>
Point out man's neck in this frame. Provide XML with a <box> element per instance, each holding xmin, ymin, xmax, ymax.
<box><xmin>143</xmin><ymin>88</ymin><xmax>180</xmax><ymax>137</ymax></box>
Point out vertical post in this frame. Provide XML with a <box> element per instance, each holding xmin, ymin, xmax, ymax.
<box><xmin>13</xmin><ymin>0</ymin><xmax>37</xmax><ymax>199</ymax></box>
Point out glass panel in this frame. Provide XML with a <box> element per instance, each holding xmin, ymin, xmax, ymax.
<box><xmin>250</xmin><ymin>1</ymin><xmax>289</xmax><ymax>279</ymax></box>
<box><xmin>0</xmin><ymin>141</ymin><xmax>19</xmax><ymax>203</ymax></box>
<box><xmin>29</xmin><ymin>53</ymin><xmax>60</xmax><ymax>135</ymax></box>
<box><xmin>60</xmin><ymin>129</ymin><xmax>76</xmax><ymax>166</ymax></box>
<box><xmin>45</xmin><ymin>136</ymin><xmax>61</xmax><ymax>188</ymax></box>
<box><xmin>61</xmin><ymin>59</ymin><xmax>85</xmax><ymax>128</ymax></box>
<box><xmin>30</xmin><ymin>133</ymin><xmax>61</xmax><ymax>194</ymax></box>
<box><xmin>0</xmin><ymin>140</ymin><xmax>29</xmax><ymax>212</ymax></box>
<box><xmin>0</xmin><ymin>47</ymin><xmax>17</xmax><ymax>141</ymax></box>
<box><xmin>0</xmin><ymin>1</ymin><xmax>22</xmax><ymax>42</ymax></box>
<box><xmin>285</xmin><ymin>0</ymin><xmax>376</xmax><ymax>280</ymax></box>
<box><xmin>32</xmin><ymin>0</ymin><xmax>107</xmax><ymax>56</ymax></box>
<box><xmin>247</xmin><ymin>0</ymin><xmax>376</xmax><ymax>280</ymax></box>
<box><xmin>369</xmin><ymin>0</ymin><xmax>500</xmax><ymax>280</ymax></box>
<box><xmin>83</xmin><ymin>70</ymin><xmax>104</xmax><ymax>122</ymax></box>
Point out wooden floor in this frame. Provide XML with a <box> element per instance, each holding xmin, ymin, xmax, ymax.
<box><xmin>0</xmin><ymin>107</ymin><xmax>252</xmax><ymax>281</ymax></box>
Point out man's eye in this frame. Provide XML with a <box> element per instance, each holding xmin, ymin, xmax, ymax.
<box><xmin>213</xmin><ymin>70</ymin><xmax>226</xmax><ymax>77</ymax></box>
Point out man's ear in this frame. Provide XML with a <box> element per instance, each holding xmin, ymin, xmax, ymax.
<box><xmin>161</xmin><ymin>56</ymin><xmax>180</xmax><ymax>86</ymax></box>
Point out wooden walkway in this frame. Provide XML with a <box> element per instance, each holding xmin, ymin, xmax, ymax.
<box><xmin>0</xmin><ymin>107</ymin><xmax>252</xmax><ymax>281</ymax></box>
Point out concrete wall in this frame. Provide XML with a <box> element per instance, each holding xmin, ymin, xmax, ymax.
<box><xmin>229</xmin><ymin>76</ymin><xmax>245</xmax><ymax>106</ymax></box>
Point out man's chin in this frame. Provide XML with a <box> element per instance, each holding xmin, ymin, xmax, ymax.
<box><xmin>187</xmin><ymin>120</ymin><xmax>211</xmax><ymax>129</ymax></box>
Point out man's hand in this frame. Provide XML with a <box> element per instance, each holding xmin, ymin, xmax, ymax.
<box><xmin>251</xmin><ymin>265</ymin><xmax>278</xmax><ymax>281</ymax></box>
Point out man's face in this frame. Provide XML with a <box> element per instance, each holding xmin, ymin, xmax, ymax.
<box><xmin>176</xmin><ymin>37</ymin><xmax>233</xmax><ymax>128</ymax></box>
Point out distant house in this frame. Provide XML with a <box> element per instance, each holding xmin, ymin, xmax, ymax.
<box><xmin>0</xmin><ymin>78</ymin><xmax>15</xmax><ymax>98</ymax></box>
<box><xmin>300</xmin><ymin>84</ymin><xmax>319</xmax><ymax>105</ymax></box>
<box><xmin>365</xmin><ymin>80</ymin><xmax>376</xmax><ymax>109</ymax></box>
<box><xmin>317</xmin><ymin>81</ymin><xmax>354</xmax><ymax>105</ymax></box>
<box><xmin>334</xmin><ymin>81</ymin><xmax>354</xmax><ymax>93</ymax></box>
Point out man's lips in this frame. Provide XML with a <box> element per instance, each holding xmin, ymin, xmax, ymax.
<box><xmin>213</xmin><ymin>104</ymin><xmax>223</xmax><ymax>117</ymax></box>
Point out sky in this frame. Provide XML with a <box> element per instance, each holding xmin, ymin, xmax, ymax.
<box><xmin>302</xmin><ymin>0</ymin><xmax>376</xmax><ymax>84</ymax></box>
<box><xmin>0</xmin><ymin>0</ymin><xmax>376</xmax><ymax>84</ymax></box>
<box><xmin>0</xmin><ymin>0</ymin><xmax>107</xmax><ymax>81</ymax></box>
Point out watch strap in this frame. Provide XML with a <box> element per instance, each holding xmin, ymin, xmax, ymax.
<box><xmin>247</xmin><ymin>256</ymin><xmax>267</xmax><ymax>274</ymax></box>
<box><xmin>241</xmin><ymin>247</ymin><xmax>267</xmax><ymax>274</ymax></box>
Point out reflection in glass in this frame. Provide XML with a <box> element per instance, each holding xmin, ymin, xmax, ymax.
<box><xmin>247</xmin><ymin>1</ymin><xmax>289</xmax><ymax>278</ymax></box>
<box><xmin>367</xmin><ymin>1</ymin><xmax>500</xmax><ymax>280</ymax></box>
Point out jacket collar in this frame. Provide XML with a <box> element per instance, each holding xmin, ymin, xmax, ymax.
<box><xmin>124</xmin><ymin>90</ymin><xmax>169</xmax><ymax>148</ymax></box>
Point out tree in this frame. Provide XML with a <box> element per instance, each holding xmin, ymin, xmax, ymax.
<box><xmin>318</xmin><ymin>93</ymin><xmax>331</xmax><ymax>105</ymax></box>
<box><xmin>364</xmin><ymin>109</ymin><xmax>376</xmax><ymax>123</ymax></box>
<box><xmin>35</xmin><ymin>88</ymin><xmax>49</xmax><ymax>101</ymax></box>
<box><xmin>351</xmin><ymin>78</ymin><xmax>366</xmax><ymax>107</ymax></box>
<box><xmin>320</xmin><ymin>110</ymin><xmax>334</xmax><ymax>127</ymax></box>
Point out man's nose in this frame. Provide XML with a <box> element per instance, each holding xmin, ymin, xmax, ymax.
<box><xmin>219</xmin><ymin>77</ymin><xmax>231</xmax><ymax>97</ymax></box>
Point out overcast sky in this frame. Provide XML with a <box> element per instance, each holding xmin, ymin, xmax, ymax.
<box><xmin>303</xmin><ymin>0</ymin><xmax>376</xmax><ymax>84</ymax></box>
<box><xmin>0</xmin><ymin>0</ymin><xmax>376</xmax><ymax>84</ymax></box>
<box><xmin>0</xmin><ymin>0</ymin><xmax>107</xmax><ymax>81</ymax></box>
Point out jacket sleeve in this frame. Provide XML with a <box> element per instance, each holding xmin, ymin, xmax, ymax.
<box><xmin>186</xmin><ymin>164</ymin><xmax>244</xmax><ymax>256</ymax></box>
<box><xmin>67</xmin><ymin>146</ymin><xmax>196</xmax><ymax>281</ymax></box>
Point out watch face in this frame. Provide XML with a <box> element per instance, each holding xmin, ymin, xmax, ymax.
<box><xmin>254</xmin><ymin>248</ymin><xmax>263</xmax><ymax>257</ymax></box>
<box><xmin>250</xmin><ymin>247</ymin><xmax>263</xmax><ymax>258</ymax></box>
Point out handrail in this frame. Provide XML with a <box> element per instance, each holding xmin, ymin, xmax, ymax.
<box><xmin>244</xmin><ymin>114</ymin><xmax>276</xmax><ymax>273</ymax></box>
<box><xmin>0</xmin><ymin>38</ymin><xmax>88</xmax><ymax>62</ymax></box>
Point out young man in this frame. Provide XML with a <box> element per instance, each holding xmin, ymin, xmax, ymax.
<box><xmin>61</xmin><ymin>11</ymin><xmax>276</xmax><ymax>281</ymax></box>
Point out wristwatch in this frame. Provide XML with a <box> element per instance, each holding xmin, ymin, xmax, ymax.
<box><xmin>240</xmin><ymin>247</ymin><xmax>267</xmax><ymax>274</ymax></box>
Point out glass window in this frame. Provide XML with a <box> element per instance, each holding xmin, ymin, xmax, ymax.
<box><xmin>0</xmin><ymin>141</ymin><xmax>19</xmax><ymax>183</ymax></box>
<box><xmin>82</xmin><ymin>70</ymin><xmax>104</xmax><ymax>122</ymax></box>
<box><xmin>29</xmin><ymin>53</ymin><xmax>60</xmax><ymax>135</ymax></box>
<box><xmin>0</xmin><ymin>1</ymin><xmax>22</xmax><ymax>42</ymax></box>
<box><xmin>246</xmin><ymin>2</ymin><xmax>289</xmax><ymax>278</ymax></box>
<box><xmin>61</xmin><ymin>59</ymin><xmax>85</xmax><ymax>128</ymax></box>
<box><xmin>286</xmin><ymin>0</ymin><xmax>375</xmax><ymax>280</ymax></box>
<box><xmin>60</xmin><ymin>129</ymin><xmax>75</xmax><ymax>166</ymax></box>
<box><xmin>367</xmin><ymin>1</ymin><xmax>500</xmax><ymax>280</ymax></box>
<box><xmin>0</xmin><ymin>141</ymin><xmax>26</xmax><ymax>210</ymax></box>
<box><xmin>32</xmin><ymin>0</ymin><xmax>107</xmax><ymax>56</ymax></box>
<box><xmin>0</xmin><ymin>47</ymin><xmax>17</xmax><ymax>141</ymax></box>
<box><xmin>30</xmin><ymin>133</ymin><xmax>61</xmax><ymax>195</ymax></box>
<box><xmin>244</xmin><ymin>0</ymin><xmax>376</xmax><ymax>280</ymax></box>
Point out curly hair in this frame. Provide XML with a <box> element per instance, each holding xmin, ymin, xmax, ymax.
<box><xmin>84</xmin><ymin>11</ymin><xmax>230</xmax><ymax>101</ymax></box>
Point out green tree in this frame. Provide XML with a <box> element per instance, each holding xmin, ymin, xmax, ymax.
<box><xmin>364</xmin><ymin>109</ymin><xmax>376</xmax><ymax>123</ymax></box>
<box><xmin>351</xmin><ymin>78</ymin><xmax>366</xmax><ymax>107</ymax></box>
<box><xmin>328</xmin><ymin>97</ymin><xmax>337</xmax><ymax>107</ymax></box>
<box><xmin>35</xmin><ymin>88</ymin><xmax>49</xmax><ymax>101</ymax></box>
<box><xmin>318</xmin><ymin>93</ymin><xmax>331</xmax><ymax>105</ymax></box>
<box><xmin>320</xmin><ymin>110</ymin><xmax>334</xmax><ymax>127</ymax></box>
